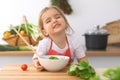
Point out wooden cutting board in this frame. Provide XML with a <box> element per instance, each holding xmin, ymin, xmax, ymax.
<box><xmin>103</xmin><ymin>19</ymin><xmax>120</xmax><ymax>44</ymax></box>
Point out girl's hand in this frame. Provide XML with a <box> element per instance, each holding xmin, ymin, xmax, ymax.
<box><xmin>77</xmin><ymin>56</ymin><xmax>89</xmax><ymax>63</ymax></box>
<box><xmin>33</xmin><ymin>58</ymin><xmax>44</xmax><ymax>71</ymax></box>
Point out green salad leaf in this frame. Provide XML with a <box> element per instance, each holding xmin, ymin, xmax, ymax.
<box><xmin>49</xmin><ymin>56</ymin><xmax>59</xmax><ymax>60</ymax></box>
<box><xmin>67</xmin><ymin>61</ymin><xmax>96</xmax><ymax>80</ymax></box>
<box><xmin>89</xmin><ymin>75</ymin><xmax>101</xmax><ymax>80</ymax></box>
<box><xmin>103</xmin><ymin>67</ymin><xmax>120</xmax><ymax>80</ymax></box>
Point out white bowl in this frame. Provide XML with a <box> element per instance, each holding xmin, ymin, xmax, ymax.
<box><xmin>38</xmin><ymin>55</ymin><xmax>69</xmax><ymax>72</ymax></box>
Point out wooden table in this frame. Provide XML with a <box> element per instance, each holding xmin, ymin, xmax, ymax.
<box><xmin>0</xmin><ymin>64</ymin><xmax>107</xmax><ymax>80</ymax></box>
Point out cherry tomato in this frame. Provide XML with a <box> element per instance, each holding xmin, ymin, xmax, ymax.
<box><xmin>21</xmin><ymin>64</ymin><xmax>28</xmax><ymax>71</ymax></box>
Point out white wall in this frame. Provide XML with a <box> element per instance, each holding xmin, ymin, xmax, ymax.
<box><xmin>0</xmin><ymin>0</ymin><xmax>120</xmax><ymax>44</ymax></box>
<box><xmin>0</xmin><ymin>56</ymin><xmax>32</xmax><ymax>68</ymax></box>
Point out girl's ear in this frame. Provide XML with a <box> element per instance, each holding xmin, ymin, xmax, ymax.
<box><xmin>42</xmin><ymin>29</ymin><xmax>49</xmax><ymax>36</ymax></box>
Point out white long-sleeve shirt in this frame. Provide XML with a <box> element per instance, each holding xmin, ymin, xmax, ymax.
<box><xmin>32</xmin><ymin>34</ymin><xmax>86</xmax><ymax>63</ymax></box>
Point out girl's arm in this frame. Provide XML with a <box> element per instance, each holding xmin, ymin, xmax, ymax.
<box><xmin>32</xmin><ymin>38</ymin><xmax>48</xmax><ymax>70</ymax></box>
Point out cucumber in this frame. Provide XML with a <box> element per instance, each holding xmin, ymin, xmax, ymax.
<box><xmin>16</xmin><ymin>46</ymin><xmax>32</xmax><ymax>51</ymax></box>
<box><xmin>0</xmin><ymin>45</ymin><xmax>17</xmax><ymax>51</ymax></box>
<box><xmin>0</xmin><ymin>45</ymin><xmax>32</xmax><ymax>51</ymax></box>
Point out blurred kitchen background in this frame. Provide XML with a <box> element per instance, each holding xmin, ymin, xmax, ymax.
<box><xmin>0</xmin><ymin>0</ymin><xmax>120</xmax><ymax>68</ymax></box>
<box><xmin>0</xmin><ymin>0</ymin><xmax>120</xmax><ymax>44</ymax></box>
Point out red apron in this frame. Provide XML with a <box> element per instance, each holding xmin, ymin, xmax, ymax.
<box><xmin>48</xmin><ymin>38</ymin><xmax>72</xmax><ymax>62</ymax></box>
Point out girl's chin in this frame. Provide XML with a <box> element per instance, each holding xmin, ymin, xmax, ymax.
<box><xmin>53</xmin><ymin>31</ymin><xmax>65</xmax><ymax>35</ymax></box>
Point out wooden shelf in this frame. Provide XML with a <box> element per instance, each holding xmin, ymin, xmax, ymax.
<box><xmin>0</xmin><ymin>51</ymin><xmax>34</xmax><ymax>56</ymax></box>
<box><xmin>86</xmin><ymin>45</ymin><xmax>120</xmax><ymax>56</ymax></box>
<box><xmin>0</xmin><ymin>46</ymin><xmax>120</xmax><ymax>56</ymax></box>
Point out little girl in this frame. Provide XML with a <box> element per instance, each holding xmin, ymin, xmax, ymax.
<box><xmin>32</xmin><ymin>6</ymin><xmax>88</xmax><ymax>70</ymax></box>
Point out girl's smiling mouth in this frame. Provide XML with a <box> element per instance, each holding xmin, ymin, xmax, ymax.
<box><xmin>53</xmin><ymin>23</ymin><xmax>61</xmax><ymax>29</ymax></box>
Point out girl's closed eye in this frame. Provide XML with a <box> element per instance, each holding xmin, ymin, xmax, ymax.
<box><xmin>45</xmin><ymin>19</ymin><xmax>51</xmax><ymax>24</ymax></box>
<box><xmin>55</xmin><ymin>15</ymin><xmax>61</xmax><ymax>19</ymax></box>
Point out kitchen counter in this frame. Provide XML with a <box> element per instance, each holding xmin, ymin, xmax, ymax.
<box><xmin>0</xmin><ymin>45</ymin><xmax>120</xmax><ymax>56</ymax></box>
<box><xmin>0</xmin><ymin>64</ymin><xmax>107</xmax><ymax>80</ymax></box>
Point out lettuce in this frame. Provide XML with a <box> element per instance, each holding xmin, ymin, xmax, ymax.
<box><xmin>67</xmin><ymin>61</ymin><xmax>96</xmax><ymax>80</ymax></box>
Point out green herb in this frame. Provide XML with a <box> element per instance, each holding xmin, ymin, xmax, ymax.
<box><xmin>67</xmin><ymin>61</ymin><xmax>96</xmax><ymax>80</ymax></box>
<box><xmin>103</xmin><ymin>67</ymin><xmax>120</xmax><ymax>80</ymax></box>
<box><xmin>49</xmin><ymin>56</ymin><xmax>59</xmax><ymax>60</ymax></box>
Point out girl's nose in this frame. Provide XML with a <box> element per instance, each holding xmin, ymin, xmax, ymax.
<box><xmin>52</xmin><ymin>18</ymin><xmax>57</xmax><ymax>23</ymax></box>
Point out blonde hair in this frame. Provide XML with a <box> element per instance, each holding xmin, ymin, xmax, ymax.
<box><xmin>38</xmin><ymin>6</ymin><xmax>74</xmax><ymax>37</ymax></box>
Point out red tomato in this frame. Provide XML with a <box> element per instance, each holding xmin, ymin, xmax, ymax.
<box><xmin>21</xmin><ymin>64</ymin><xmax>28</xmax><ymax>71</ymax></box>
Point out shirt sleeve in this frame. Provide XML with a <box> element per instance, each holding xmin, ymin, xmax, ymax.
<box><xmin>74</xmin><ymin>44</ymin><xmax>86</xmax><ymax>58</ymax></box>
<box><xmin>32</xmin><ymin>38</ymin><xmax>50</xmax><ymax>59</ymax></box>
<box><xmin>69</xmin><ymin>34</ymin><xmax>86</xmax><ymax>59</ymax></box>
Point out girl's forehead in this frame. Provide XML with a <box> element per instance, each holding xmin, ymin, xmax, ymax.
<box><xmin>41</xmin><ymin>8</ymin><xmax>61</xmax><ymax>20</ymax></box>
